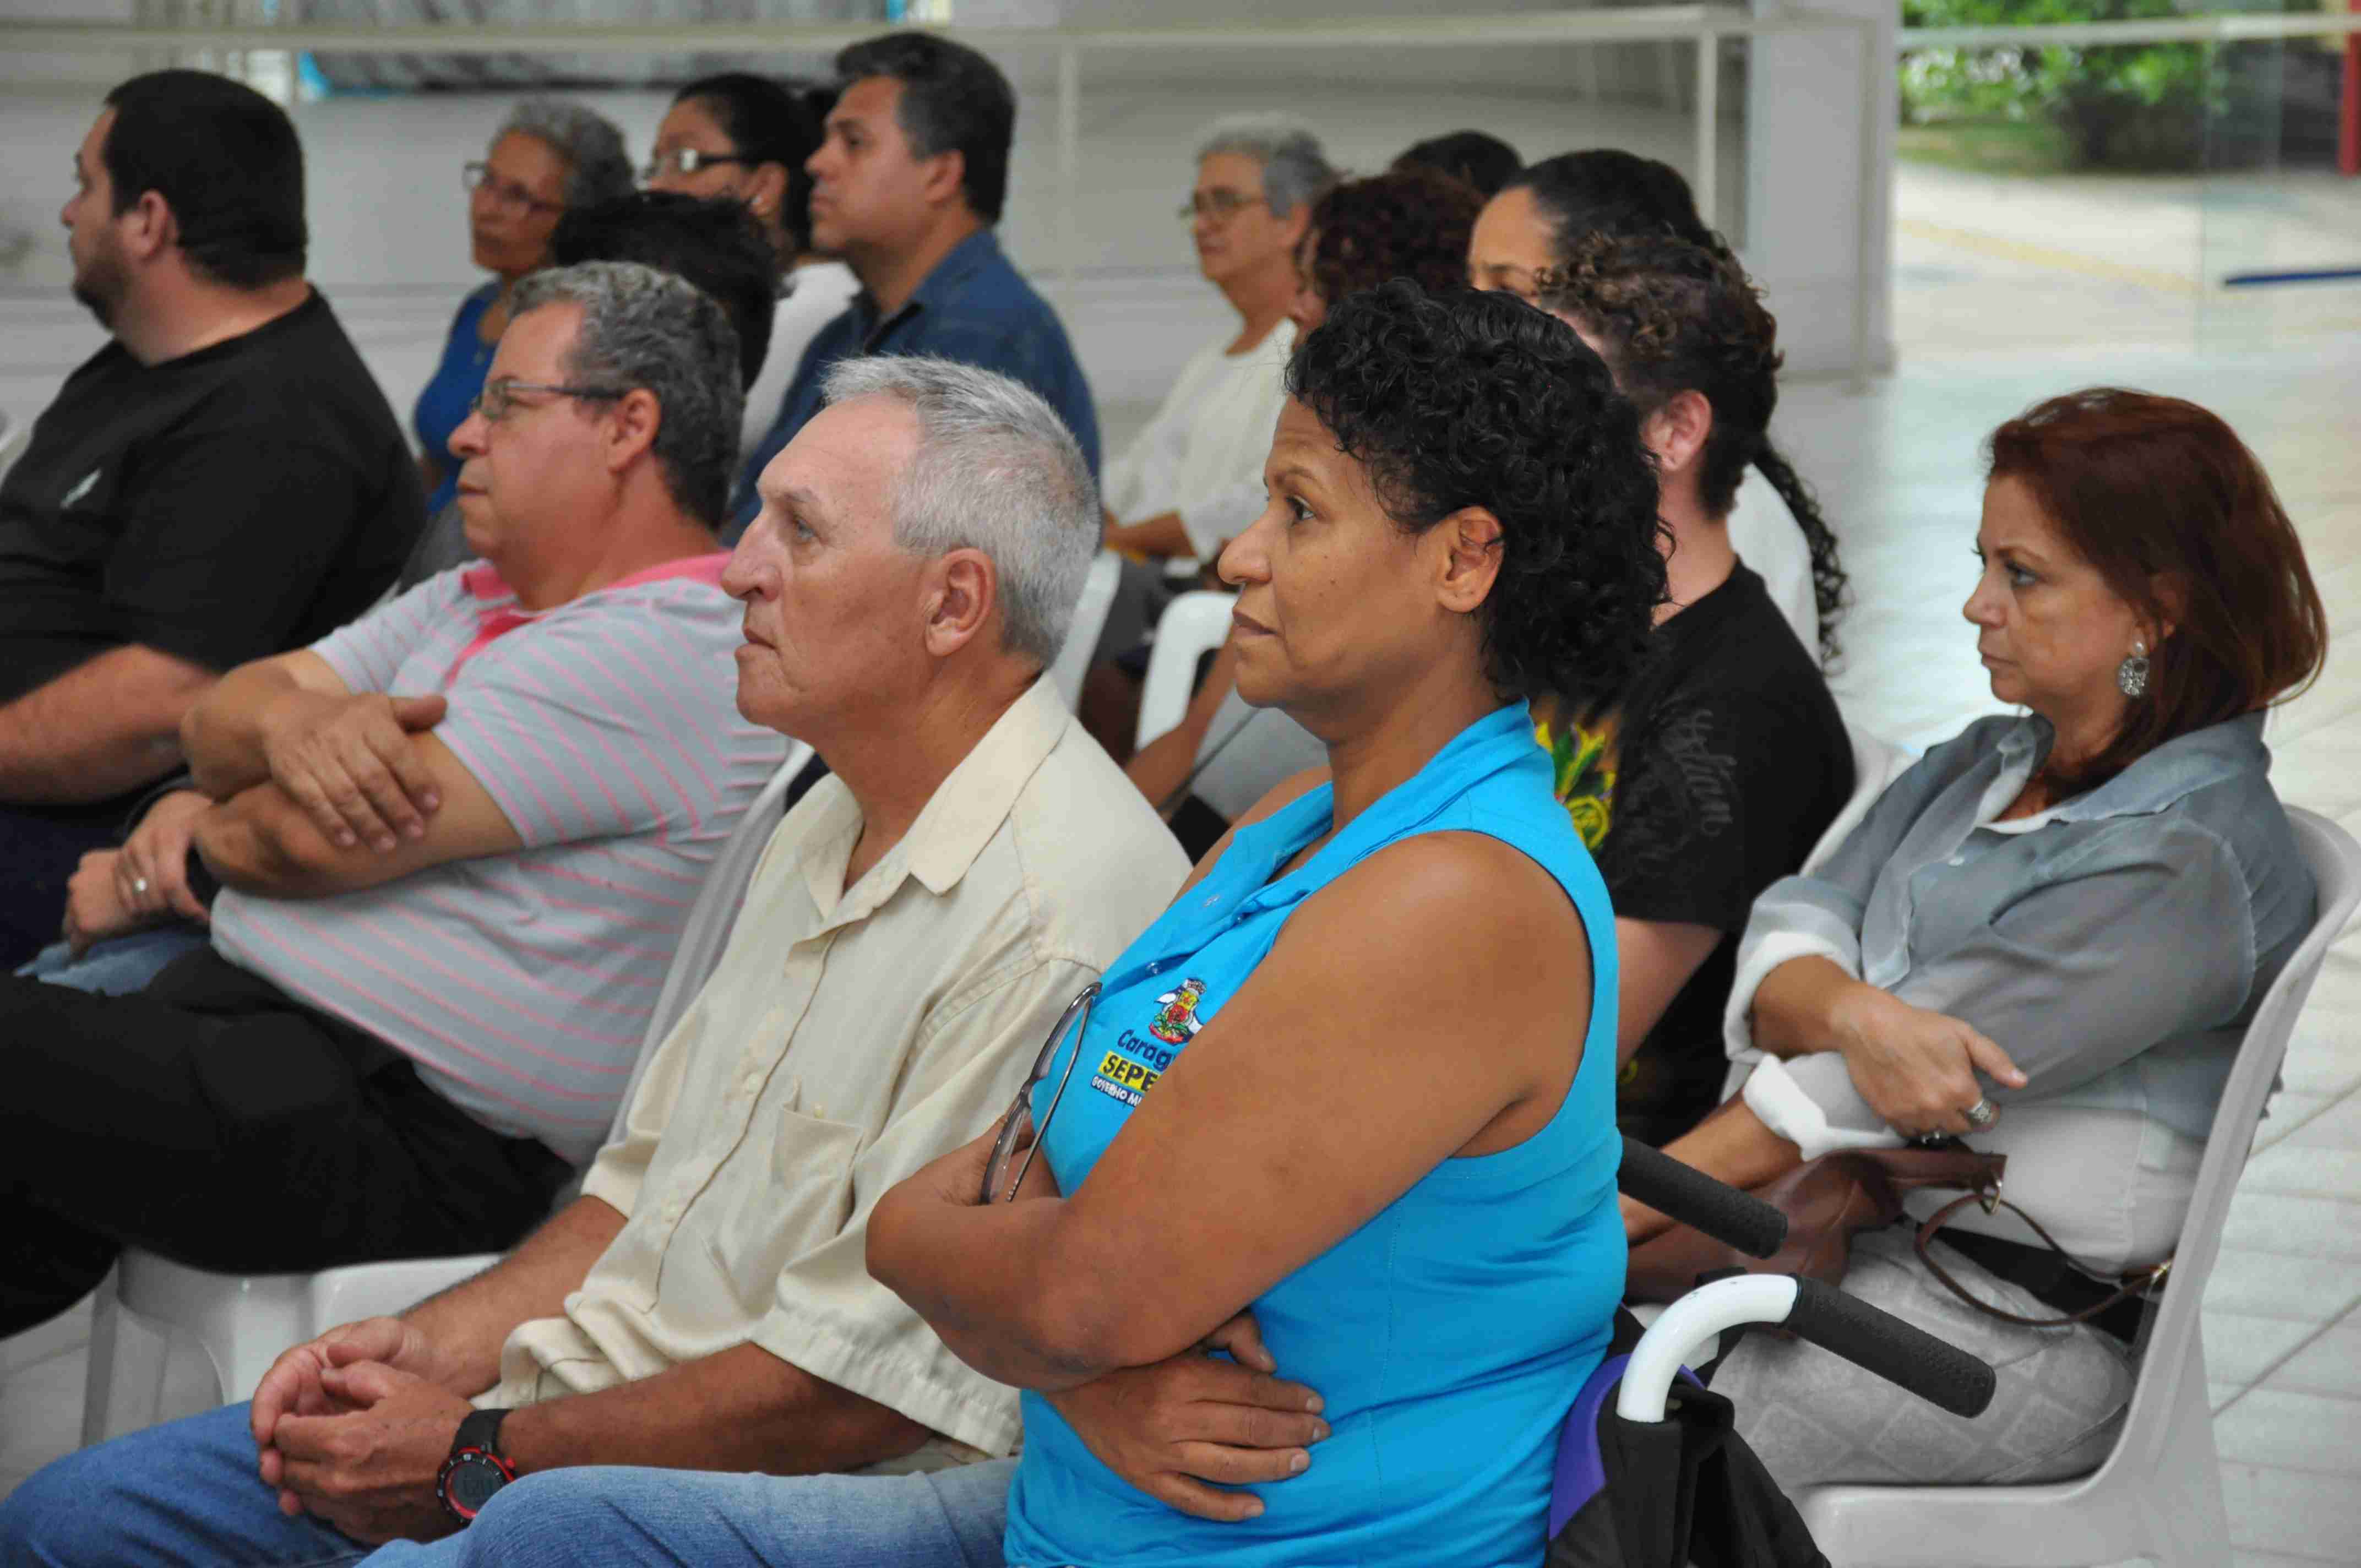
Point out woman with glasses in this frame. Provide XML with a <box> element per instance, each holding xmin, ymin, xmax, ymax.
<box><xmin>414</xmin><ymin>100</ymin><xmax>632</xmax><ymax>519</ymax></box>
<box><xmin>643</xmin><ymin>73</ymin><xmax>857</xmax><ymax>455</ymax></box>
<box><xmin>869</xmin><ymin>280</ymin><xmax>1669</xmax><ymax>1567</ymax></box>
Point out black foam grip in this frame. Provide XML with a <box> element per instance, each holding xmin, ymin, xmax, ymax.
<box><xmin>1617</xmin><ymin>1137</ymin><xmax>1789</xmax><ymax>1259</ymax></box>
<box><xmin>1785</xmin><ymin>1277</ymin><xmax>1999</xmax><ymax>1418</ymax></box>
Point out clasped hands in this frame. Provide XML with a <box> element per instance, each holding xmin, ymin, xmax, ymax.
<box><xmin>246</xmin><ymin>1316</ymin><xmax>474</xmax><ymax>1545</ymax></box>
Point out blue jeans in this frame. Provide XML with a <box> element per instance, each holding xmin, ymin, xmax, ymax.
<box><xmin>358</xmin><ymin>1457</ymin><xmax>1015</xmax><ymax>1567</ymax></box>
<box><xmin>0</xmin><ymin>1400</ymin><xmax>1015</xmax><ymax>1568</ymax></box>
<box><xmin>15</xmin><ymin>929</ymin><xmax>208</xmax><ymax>995</ymax></box>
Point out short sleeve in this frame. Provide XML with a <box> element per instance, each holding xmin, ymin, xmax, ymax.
<box><xmin>102</xmin><ymin>435</ymin><xmax>374</xmax><ymax>672</ymax></box>
<box><xmin>749</xmin><ymin>959</ymin><xmax>1094</xmax><ymax>1456</ymax></box>
<box><xmin>309</xmin><ymin>570</ymin><xmax>461</xmax><ymax>694</ymax></box>
<box><xmin>432</xmin><ymin>595</ymin><xmax>737</xmax><ymax>850</ymax></box>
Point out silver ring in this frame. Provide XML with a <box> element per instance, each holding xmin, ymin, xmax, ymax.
<box><xmin>1963</xmin><ymin>1097</ymin><xmax>1998</xmax><ymax>1129</ymax></box>
<box><xmin>133</xmin><ymin>876</ymin><xmax>150</xmax><ymax>896</ymax></box>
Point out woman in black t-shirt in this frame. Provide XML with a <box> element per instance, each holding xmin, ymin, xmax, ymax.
<box><xmin>1535</xmin><ymin>234</ymin><xmax>1855</xmax><ymax>1146</ymax></box>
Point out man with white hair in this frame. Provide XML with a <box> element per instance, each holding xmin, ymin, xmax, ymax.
<box><xmin>0</xmin><ymin>356</ymin><xmax>1189</xmax><ymax>1565</ymax></box>
<box><xmin>1102</xmin><ymin>114</ymin><xmax>1331</xmax><ymax>564</ymax></box>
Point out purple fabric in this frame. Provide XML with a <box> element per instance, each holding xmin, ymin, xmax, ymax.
<box><xmin>1549</xmin><ymin>1353</ymin><xmax>1630</xmax><ymax>1537</ymax></box>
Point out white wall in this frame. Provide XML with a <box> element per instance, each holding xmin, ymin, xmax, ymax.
<box><xmin>1</xmin><ymin>3</ymin><xmax>1890</xmax><ymax>444</ymax></box>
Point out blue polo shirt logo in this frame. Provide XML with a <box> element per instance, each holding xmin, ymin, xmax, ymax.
<box><xmin>1084</xmin><ymin>978</ymin><xmax>1205</xmax><ymax>1109</ymax></box>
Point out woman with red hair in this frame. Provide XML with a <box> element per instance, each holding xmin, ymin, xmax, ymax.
<box><xmin>1632</xmin><ymin>387</ymin><xmax>2329</xmax><ymax>1490</ymax></box>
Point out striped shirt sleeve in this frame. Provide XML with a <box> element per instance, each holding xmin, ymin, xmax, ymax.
<box><xmin>311</xmin><ymin>569</ymin><xmax>462</xmax><ymax>694</ymax></box>
<box><xmin>431</xmin><ymin>589</ymin><xmax>736</xmax><ymax>849</ymax></box>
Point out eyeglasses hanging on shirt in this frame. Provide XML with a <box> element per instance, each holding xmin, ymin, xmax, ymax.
<box><xmin>979</xmin><ymin>984</ymin><xmax>1101</xmax><ymax>1204</ymax></box>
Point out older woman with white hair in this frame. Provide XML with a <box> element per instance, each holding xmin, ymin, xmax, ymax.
<box><xmin>413</xmin><ymin>99</ymin><xmax>635</xmax><ymax>519</ymax></box>
<box><xmin>1101</xmin><ymin>114</ymin><xmax>1334</xmax><ymax>564</ymax></box>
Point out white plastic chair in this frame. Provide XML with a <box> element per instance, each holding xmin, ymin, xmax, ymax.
<box><xmin>1797</xmin><ymin>805</ymin><xmax>2361</xmax><ymax>1568</ymax></box>
<box><xmin>0</xmin><ymin>408</ymin><xmax>25</xmax><ymax>485</ymax></box>
<box><xmin>1134</xmin><ymin>589</ymin><xmax>1238</xmax><ymax>753</ymax></box>
<box><xmin>1805</xmin><ymin>720</ymin><xmax>1916</xmax><ymax>875</ymax></box>
<box><xmin>1047</xmin><ymin>551</ymin><xmax>1122</xmax><ymax>711</ymax></box>
<box><xmin>79</xmin><ymin>743</ymin><xmax>815</xmax><ymax>1445</ymax></box>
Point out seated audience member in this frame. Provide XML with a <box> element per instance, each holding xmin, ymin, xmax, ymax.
<box><xmin>643</xmin><ymin>72</ymin><xmax>861</xmax><ymax>455</ymax></box>
<box><xmin>1470</xmin><ymin>149</ymin><xmax>1843</xmax><ymax>659</ymax></box>
<box><xmin>727</xmin><ymin>31</ymin><xmax>1102</xmax><ymax>537</ymax></box>
<box><xmin>415</xmin><ymin>100</ymin><xmax>634</xmax><ymax>519</ymax></box>
<box><xmin>0</xmin><ymin>261</ymin><xmax>783</xmax><ymax>1347</ymax></box>
<box><xmin>0</xmin><ymin>70</ymin><xmax>422</xmax><ymax>970</ymax></box>
<box><xmin>1629</xmin><ymin>388</ymin><xmax>2327</xmax><ymax>1491</ymax></box>
<box><xmin>394</xmin><ymin>190</ymin><xmax>782</xmax><ymax>591</ymax></box>
<box><xmin>1392</xmin><ymin>127</ymin><xmax>1522</xmax><ymax>196</ymax></box>
<box><xmin>1124</xmin><ymin>165</ymin><xmax>1483</xmax><ymax>831</ymax></box>
<box><xmin>0</xmin><ymin>356</ymin><xmax>1188</xmax><ymax>1566</ymax></box>
<box><xmin>41</xmin><ymin>197</ymin><xmax>790</xmax><ymax>998</ymax></box>
<box><xmin>1100</xmin><ymin>115</ymin><xmax>1332</xmax><ymax>563</ymax></box>
<box><xmin>1536</xmin><ymin>235</ymin><xmax>1852</xmax><ymax>1144</ymax></box>
<box><xmin>257</xmin><ymin>279</ymin><xmax>1666</xmax><ymax>1568</ymax></box>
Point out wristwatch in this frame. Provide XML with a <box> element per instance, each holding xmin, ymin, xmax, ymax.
<box><xmin>435</xmin><ymin>1408</ymin><xmax>515</xmax><ymax>1524</ymax></box>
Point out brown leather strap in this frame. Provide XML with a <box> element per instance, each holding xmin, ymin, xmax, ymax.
<box><xmin>1913</xmin><ymin>1192</ymin><xmax>2169</xmax><ymax>1329</ymax></box>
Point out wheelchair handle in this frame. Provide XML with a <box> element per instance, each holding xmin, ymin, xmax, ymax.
<box><xmin>1617</xmin><ymin>1137</ymin><xmax>1788</xmax><ymax>1260</ymax></box>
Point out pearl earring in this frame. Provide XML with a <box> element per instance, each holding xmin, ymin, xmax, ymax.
<box><xmin>2117</xmin><ymin>637</ymin><xmax>2150</xmax><ymax>698</ymax></box>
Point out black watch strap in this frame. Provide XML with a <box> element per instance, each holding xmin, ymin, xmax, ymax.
<box><xmin>453</xmin><ymin>1407</ymin><xmax>509</xmax><ymax>1461</ymax></box>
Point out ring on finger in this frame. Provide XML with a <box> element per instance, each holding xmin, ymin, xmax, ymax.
<box><xmin>1963</xmin><ymin>1097</ymin><xmax>1999</xmax><ymax>1130</ymax></box>
<box><xmin>133</xmin><ymin>876</ymin><xmax>150</xmax><ymax>896</ymax></box>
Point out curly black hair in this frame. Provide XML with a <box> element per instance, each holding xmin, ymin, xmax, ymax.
<box><xmin>1304</xmin><ymin>167</ymin><xmax>1484</xmax><ymax>309</ymax></box>
<box><xmin>1287</xmin><ymin>280</ymin><xmax>1669</xmax><ymax>712</ymax></box>
<box><xmin>1539</xmin><ymin>232</ymin><xmax>1849</xmax><ymax>665</ymax></box>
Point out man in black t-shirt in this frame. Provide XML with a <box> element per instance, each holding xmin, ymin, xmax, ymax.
<box><xmin>0</xmin><ymin>70</ymin><xmax>422</xmax><ymax>966</ymax></box>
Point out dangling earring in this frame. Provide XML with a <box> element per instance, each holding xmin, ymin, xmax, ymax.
<box><xmin>2117</xmin><ymin>637</ymin><xmax>2150</xmax><ymax>698</ymax></box>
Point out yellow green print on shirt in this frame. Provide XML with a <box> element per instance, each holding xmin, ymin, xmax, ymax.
<box><xmin>1535</xmin><ymin>712</ymin><xmax>1617</xmax><ymax>851</ymax></box>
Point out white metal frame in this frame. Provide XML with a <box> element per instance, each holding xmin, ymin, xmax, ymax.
<box><xmin>2</xmin><ymin>6</ymin><xmax>1886</xmax><ymax>386</ymax></box>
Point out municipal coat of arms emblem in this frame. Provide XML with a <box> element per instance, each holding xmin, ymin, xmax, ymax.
<box><xmin>1147</xmin><ymin>978</ymin><xmax>1209</xmax><ymax>1046</ymax></box>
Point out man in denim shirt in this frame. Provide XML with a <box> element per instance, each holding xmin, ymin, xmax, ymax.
<box><xmin>726</xmin><ymin>32</ymin><xmax>1100</xmax><ymax>539</ymax></box>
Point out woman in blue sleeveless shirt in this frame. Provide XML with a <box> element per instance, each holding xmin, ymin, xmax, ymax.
<box><xmin>872</xmin><ymin>281</ymin><xmax>1671</xmax><ymax>1567</ymax></box>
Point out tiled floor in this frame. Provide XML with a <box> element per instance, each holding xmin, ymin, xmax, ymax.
<box><xmin>4</xmin><ymin>233</ymin><xmax>2359</xmax><ymax>1568</ymax></box>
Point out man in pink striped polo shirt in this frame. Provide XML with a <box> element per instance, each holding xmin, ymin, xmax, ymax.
<box><xmin>0</xmin><ymin>261</ymin><xmax>785</xmax><ymax>1341</ymax></box>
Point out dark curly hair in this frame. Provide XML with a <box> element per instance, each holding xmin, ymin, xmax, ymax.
<box><xmin>1286</xmin><ymin>280</ymin><xmax>1668</xmax><ymax>711</ymax></box>
<box><xmin>1539</xmin><ymin>232</ymin><xmax>1847</xmax><ymax>665</ymax></box>
<box><xmin>1508</xmin><ymin>152</ymin><xmax>1847</xmax><ymax>663</ymax></box>
<box><xmin>1304</xmin><ymin>167</ymin><xmax>1484</xmax><ymax>309</ymax></box>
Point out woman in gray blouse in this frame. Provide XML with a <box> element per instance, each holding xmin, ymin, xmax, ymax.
<box><xmin>1625</xmin><ymin>386</ymin><xmax>2329</xmax><ymax>1492</ymax></box>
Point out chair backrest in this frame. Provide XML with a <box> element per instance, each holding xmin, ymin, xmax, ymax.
<box><xmin>1135</xmin><ymin>589</ymin><xmax>1239</xmax><ymax>752</ymax></box>
<box><xmin>2096</xmin><ymin>805</ymin><xmax>2361</xmax><ymax>1478</ymax></box>
<box><xmin>607</xmin><ymin>740</ymin><xmax>814</xmax><ymax>1136</ymax></box>
<box><xmin>1803</xmin><ymin>720</ymin><xmax>1916</xmax><ymax>874</ymax></box>
<box><xmin>1047</xmin><ymin>551</ymin><xmax>1123</xmax><ymax>711</ymax></box>
<box><xmin>0</xmin><ymin>407</ymin><xmax>24</xmax><ymax>484</ymax></box>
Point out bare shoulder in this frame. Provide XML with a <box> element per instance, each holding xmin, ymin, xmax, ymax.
<box><xmin>1294</xmin><ymin>831</ymin><xmax>1590</xmax><ymax>991</ymax></box>
<box><xmin>1233</xmin><ymin>766</ymin><xmax>1332</xmax><ymax>831</ymax></box>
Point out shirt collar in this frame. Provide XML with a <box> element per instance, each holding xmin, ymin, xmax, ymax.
<box><xmin>852</xmin><ymin>228</ymin><xmax>1006</xmax><ymax>342</ymax></box>
<box><xmin>459</xmin><ymin>551</ymin><xmax>730</xmax><ymax>605</ymax></box>
<box><xmin>1995</xmin><ymin>709</ymin><xmax>2268</xmax><ymax>823</ymax></box>
<box><xmin>799</xmin><ymin>676</ymin><xmax>1074</xmax><ymax>922</ymax></box>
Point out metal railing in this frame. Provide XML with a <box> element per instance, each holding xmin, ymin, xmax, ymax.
<box><xmin>3</xmin><ymin>6</ymin><xmax>1889</xmax><ymax>383</ymax></box>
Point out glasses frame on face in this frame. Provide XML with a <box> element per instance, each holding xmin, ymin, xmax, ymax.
<box><xmin>470</xmin><ymin>379</ymin><xmax>629</xmax><ymax>424</ymax></box>
<box><xmin>641</xmin><ymin>147</ymin><xmax>756</xmax><ymax>184</ymax></box>
<box><xmin>1178</xmin><ymin>189</ymin><xmax>1267</xmax><ymax>225</ymax></box>
<box><xmin>978</xmin><ymin>983</ymin><xmax>1101</xmax><ymax>1205</ymax></box>
<box><xmin>463</xmin><ymin>161</ymin><xmax>565</xmax><ymax>219</ymax></box>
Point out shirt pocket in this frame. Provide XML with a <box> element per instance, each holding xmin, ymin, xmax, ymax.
<box><xmin>704</xmin><ymin>1084</ymin><xmax>866</xmax><ymax>1314</ymax></box>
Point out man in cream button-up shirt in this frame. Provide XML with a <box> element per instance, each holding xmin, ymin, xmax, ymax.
<box><xmin>10</xmin><ymin>357</ymin><xmax>1188</xmax><ymax>1566</ymax></box>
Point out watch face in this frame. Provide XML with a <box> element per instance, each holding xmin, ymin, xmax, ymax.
<box><xmin>447</xmin><ymin>1454</ymin><xmax>509</xmax><ymax>1516</ymax></box>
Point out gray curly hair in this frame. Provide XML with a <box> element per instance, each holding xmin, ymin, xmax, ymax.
<box><xmin>1195</xmin><ymin>114</ymin><xmax>1335</xmax><ymax>217</ymax></box>
<box><xmin>510</xmin><ymin>261</ymin><xmax>744</xmax><ymax>527</ymax></box>
<box><xmin>494</xmin><ymin>99</ymin><xmax>635</xmax><ymax>211</ymax></box>
<box><xmin>819</xmin><ymin>356</ymin><xmax>1098</xmax><ymax>669</ymax></box>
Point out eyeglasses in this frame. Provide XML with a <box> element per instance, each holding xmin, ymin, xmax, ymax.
<box><xmin>642</xmin><ymin>147</ymin><xmax>757</xmax><ymax>182</ymax></box>
<box><xmin>978</xmin><ymin>984</ymin><xmax>1100</xmax><ymax>1205</ymax></box>
<box><xmin>470</xmin><ymin>379</ymin><xmax>629</xmax><ymax>424</ymax></box>
<box><xmin>463</xmin><ymin>161</ymin><xmax>565</xmax><ymax>217</ymax></box>
<box><xmin>1177</xmin><ymin>189</ymin><xmax>1266</xmax><ymax>224</ymax></box>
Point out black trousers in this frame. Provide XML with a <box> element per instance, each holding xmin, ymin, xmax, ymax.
<box><xmin>0</xmin><ymin>948</ymin><xmax>570</xmax><ymax>1336</ymax></box>
<box><xmin>0</xmin><ymin>797</ymin><xmax>130</xmax><ymax>971</ymax></box>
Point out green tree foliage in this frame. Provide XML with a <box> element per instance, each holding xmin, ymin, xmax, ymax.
<box><xmin>1902</xmin><ymin>0</ymin><xmax>2219</xmax><ymax>168</ymax></box>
